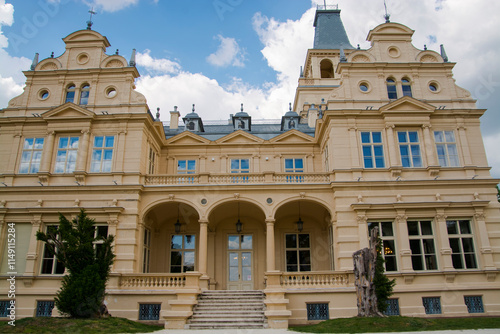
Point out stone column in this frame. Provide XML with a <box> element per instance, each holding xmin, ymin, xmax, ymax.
<box><xmin>198</xmin><ymin>220</ymin><xmax>208</xmax><ymax>275</ymax></box>
<box><xmin>422</xmin><ymin>125</ymin><xmax>438</xmax><ymax>166</ymax></box>
<box><xmin>266</xmin><ymin>219</ymin><xmax>276</xmax><ymax>272</ymax></box>
<box><xmin>76</xmin><ymin>129</ymin><xmax>90</xmax><ymax>172</ymax></box>
<box><xmin>385</xmin><ymin>124</ymin><xmax>398</xmax><ymax>167</ymax></box>
<box><xmin>39</xmin><ymin>131</ymin><xmax>55</xmax><ymax>173</ymax></box>
<box><xmin>435</xmin><ymin>210</ymin><xmax>454</xmax><ymax>270</ymax></box>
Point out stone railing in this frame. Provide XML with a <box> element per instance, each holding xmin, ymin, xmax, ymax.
<box><xmin>145</xmin><ymin>172</ymin><xmax>330</xmax><ymax>186</ymax></box>
<box><xmin>280</xmin><ymin>272</ymin><xmax>350</xmax><ymax>288</ymax></box>
<box><xmin>119</xmin><ymin>274</ymin><xmax>186</xmax><ymax>289</ymax></box>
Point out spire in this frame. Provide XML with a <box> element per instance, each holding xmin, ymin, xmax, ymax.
<box><xmin>30</xmin><ymin>53</ymin><xmax>39</xmax><ymax>71</ymax></box>
<box><xmin>440</xmin><ymin>44</ymin><xmax>449</xmax><ymax>62</ymax></box>
<box><xmin>383</xmin><ymin>0</ymin><xmax>391</xmax><ymax>23</ymax></box>
<box><xmin>313</xmin><ymin>5</ymin><xmax>353</xmax><ymax>49</ymax></box>
<box><xmin>340</xmin><ymin>46</ymin><xmax>347</xmax><ymax>62</ymax></box>
<box><xmin>87</xmin><ymin>8</ymin><xmax>96</xmax><ymax>30</ymax></box>
<box><xmin>129</xmin><ymin>49</ymin><xmax>136</xmax><ymax>66</ymax></box>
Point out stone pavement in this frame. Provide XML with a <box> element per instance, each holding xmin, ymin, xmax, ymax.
<box><xmin>134</xmin><ymin>329</ymin><xmax>500</xmax><ymax>334</ymax></box>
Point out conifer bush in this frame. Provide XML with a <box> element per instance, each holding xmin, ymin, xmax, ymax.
<box><xmin>373</xmin><ymin>236</ymin><xmax>396</xmax><ymax>313</ymax></box>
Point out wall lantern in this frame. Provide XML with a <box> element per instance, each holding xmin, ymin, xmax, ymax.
<box><xmin>236</xmin><ymin>201</ymin><xmax>243</xmax><ymax>233</ymax></box>
<box><xmin>174</xmin><ymin>203</ymin><xmax>181</xmax><ymax>233</ymax></box>
<box><xmin>296</xmin><ymin>201</ymin><xmax>304</xmax><ymax>232</ymax></box>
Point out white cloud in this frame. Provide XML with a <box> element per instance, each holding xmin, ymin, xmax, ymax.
<box><xmin>136</xmin><ymin>49</ymin><xmax>181</xmax><ymax>75</ymax></box>
<box><xmin>83</xmin><ymin>0</ymin><xmax>140</xmax><ymax>12</ymax></box>
<box><xmin>484</xmin><ymin>133</ymin><xmax>500</xmax><ymax>178</ymax></box>
<box><xmin>206</xmin><ymin>35</ymin><xmax>246</xmax><ymax>68</ymax></box>
<box><xmin>0</xmin><ymin>75</ymin><xmax>24</xmax><ymax>107</ymax></box>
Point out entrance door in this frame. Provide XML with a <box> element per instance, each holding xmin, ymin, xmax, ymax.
<box><xmin>227</xmin><ymin>235</ymin><xmax>253</xmax><ymax>290</ymax></box>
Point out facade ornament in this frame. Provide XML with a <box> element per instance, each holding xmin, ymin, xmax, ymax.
<box><xmin>435</xmin><ymin>193</ymin><xmax>442</xmax><ymax>201</ymax></box>
<box><xmin>37</xmin><ymin>199</ymin><xmax>43</xmax><ymax>207</ymax></box>
<box><xmin>299</xmin><ymin>192</ymin><xmax>306</xmax><ymax>199</ymax></box>
<box><xmin>395</xmin><ymin>215</ymin><xmax>407</xmax><ymax>223</ymax></box>
<box><xmin>74</xmin><ymin>199</ymin><xmax>80</xmax><ymax>207</ymax></box>
<box><xmin>234</xmin><ymin>193</ymin><xmax>240</xmax><ymax>199</ymax></box>
<box><xmin>0</xmin><ymin>200</ymin><xmax>5</xmax><ymax>208</ymax></box>
<box><xmin>473</xmin><ymin>192</ymin><xmax>480</xmax><ymax>201</ymax></box>
<box><xmin>396</xmin><ymin>194</ymin><xmax>402</xmax><ymax>202</ymax></box>
<box><xmin>112</xmin><ymin>199</ymin><xmax>118</xmax><ymax>207</ymax></box>
<box><xmin>435</xmin><ymin>214</ymin><xmax>447</xmax><ymax>221</ymax></box>
<box><xmin>357</xmin><ymin>195</ymin><xmax>363</xmax><ymax>203</ymax></box>
<box><xmin>168</xmin><ymin>194</ymin><xmax>175</xmax><ymax>200</ymax></box>
<box><xmin>357</xmin><ymin>215</ymin><xmax>368</xmax><ymax>224</ymax></box>
<box><xmin>474</xmin><ymin>212</ymin><xmax>485</xmax><ymax>221</ymax></box>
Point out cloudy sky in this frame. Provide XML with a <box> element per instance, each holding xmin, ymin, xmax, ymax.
<box><xmin>1</xmin><ymin>0</ymin><xmax>499</xmax><ymax>177</ymax></box>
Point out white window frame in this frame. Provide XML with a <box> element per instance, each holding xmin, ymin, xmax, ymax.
<box><xmin>407</xmin><ymin>220</ymin><xmax>438</xmax><ymax>271</ymax></box>
<box><xmin>54</xmin><ymin>136</ymin><xmax>79</xmax><ymax>173</ymax></box>
<box><xmin>19</xmin><ymin>137</ymin><xmax>44</xmax><ymax>174</ymax></box>
<box><xmin>398</xmin><ymin>130</ymin><xmax>423</xmax><ymax>168</ymax></box>
<box><xmin>361</xmin><ymin>131</ymin><xmax>385</xmax><ymax>168</ymax></box>
<box><xmin>230</xmin><ymin>158</ymin><xmax>250</xmax><ymax>173</ymax></box>
<box><xmin>434</xmin><ymin>130</ymin><xmax>460</xmax><ymax>167</ymax></box>
<box><xmin>177</xmin><ymin>159</ymin><xmax>196</xmax><ymax>174</ymax></box>
<box><xmin>285</xmin><ymin>233</ymin><xmax>311</xmax><ymax>272</ymax></box>
<box><xmin>368</xmin><ymin>221</ymin><xmax>398</xmax><ymax>272</ymax></box>
<box><xmin>284</xmin><ymin>158</ymin><xmax>304</xmax><ymax>173</ymax></box>
<box><xmin>90</xmin><ymin>136</ymin><xmax>114</xmax><ymax>173</ymax></box>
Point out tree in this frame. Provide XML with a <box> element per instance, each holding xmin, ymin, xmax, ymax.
<box><xmin>353</xmin><ymin>226</ymin><xmax>395</xmax><ymax>316</ymax></box>
<box><xmin>36</xmin><ymin>209</ymin><xmax>115</xmax><ymax>318</ymax></box>
<box><xmin>496</xmin><ymin>185</ymin><xmax>500</xmax><ymax>203</ymax></box>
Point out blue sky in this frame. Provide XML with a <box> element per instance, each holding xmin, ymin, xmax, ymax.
<box><xmin>1</xmin><ymin>0</ymin><xmax>499</xmax><ymax>177</ymax></box>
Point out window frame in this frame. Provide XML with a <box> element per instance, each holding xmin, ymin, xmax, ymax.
<box><xmin>368</xmin><ymin>221</ymin><xmax>398</xmax><ymax>272</ymax></box>
<box><xmin>407</xmin><ymin>220</ymin><xmax>438</xmax><ymax>271</ymax></box>
<box><xmin>79</xmin><ymin>84</ymin><xmax>90</xmax><ymax>105</ymax></box>
<box><xmin>177</xmin><ymin>159</ymin><xmax>197</xmax><ymax>174</ymax></box>
<box><xmin>40</xmin><ymin>225</ymin><xmax>65</xmax><ymax>275</ymax></box>
<box><xmin>361</xmin><ymin>131</ymin><xmax>385</xmax><ymax>168</ymax></box>
<box><xmin>90</xmin><ymin>135</ymin><xmax>115</xmax><ymax>173</ymax></box>
<box><xmin>19</xmin><ymin>137</ymin><xmax>44</xmax><ymax>174</ymax></box>
<box><xmin>170</xmin><ymin>234</ymin><xmax>196</xmax><ymax>273</ymax></box>
<box><xmin>285</xmin><ymin>233</ymin><xmax>311</xmax><ymax>272</ymax></box>
<box><xmin>65</xmin><ymin>84</ymin><xmax>76</xmax><ymax>103</ymax></box>
<box><xmin>148</xmin><ymin>147</ymin><xmax>157</xmax><ymax>174</ymax></box>
<box><xmin>401</xmin><ymin>78</ymin><xmax>412</xmax><ymax>97</ymax></box>
<box><xmin>434</xmin><ymin>130</ymin><xmax>460</xmax><ymax>167</ymax></box>
<box><xmin>230</xmin><ymin>158</ymin><xmax>250</xmax><ymax>173</ymax></box>
<box><xmin>386</xmin><ymin>78</ymin><xmax>398</xmax><ymax>99</ymax></box>
<box><xmin>397</xmin><ymin>130</ymin><xmax>423</xmax><ymax>168</ymax></box>
<box><xmin>54</xmin><ymin>136</ymin><xmax>79</xmax><ymax>174</ymax></box>
<box><xmin>284</xmin><ymin>158</ymin><xmax>304</xmax><ymax>173</ymax></box>
<box><xmin>447</xmin><ymin>219</ymin><xmax>478</xmax><ymax>270</ymax></box>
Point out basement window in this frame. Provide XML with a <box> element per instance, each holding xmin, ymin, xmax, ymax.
<box><xmin>0</xmin><ymin>301</ymin><xmax>9</xmax><ymax>317</ymax></box>
<box><xmin>139</xmin><ymin>303</ymin><xmax>161</xmax><ymax>320</ymax></box>
<box><xmin>464</xmin><ymin>296</ymin><xmax>484</xmax><ymax>313</ymax></box>
<box><xmin>422</xmin><ymin>297</ymin><xmax>441</xmax><ymax>314</ymax></box>
<box><xmin>307</xmin><ymin>303</ymin><xmax>329</xmax><ymax>320</ymax></box>
<box><xmin>383</xmin><ymin>298</ymin><xmax>400</xmax><ymax>316</ymax></box>
<box><xmin>36</xmin><ymin>301</ymin><xmax>55</xmax><ymax>317</ymax></box>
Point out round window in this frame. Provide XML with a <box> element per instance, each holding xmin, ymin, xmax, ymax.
<box><xmin>39</xmin><ymin>89</ymin><xmax>49</xmax><ymax>100</ymax></box>
<box><xmin>106</xmin><ymin>87</ymin><xmax>117</xmax><ymax>98</ymax></box>
<box><xmin>359</xmin><ymin>83</ymin><xmax>369</xmax><ymax>92</ymax></box>
<box><xmin>429</xmin><ymin>82</ymin><xmax>439</xmax><ymax>92</ymax></box>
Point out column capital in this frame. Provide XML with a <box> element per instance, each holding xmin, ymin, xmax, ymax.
<box><xmin>199</xmin><ymin>219</ymin><xmax>209</xmax><ymax>225</ymax></box>
<box><xmin>265</xmin><ymin>218</ymin><xmax>275</xmax><ymax>225</ymax></box>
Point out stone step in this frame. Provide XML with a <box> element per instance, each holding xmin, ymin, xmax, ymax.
<box><xmin>189</xmin><ymin>323</ymin><xmax>266</xmax><ymax>329</ymax></box>
<box><xmin>195</xmin><ymin>303</ymin><xmax>264</xmax><ymax>309</ymax></box>
<box><xmin>192</xmin><ymin>309</ymin><xmax>264</xmax><ymax>314</ymax></box>
<box><xmin>191</xmin><ymin>313</ymin><xmax>264</xmax><ymax>318</ymax></box>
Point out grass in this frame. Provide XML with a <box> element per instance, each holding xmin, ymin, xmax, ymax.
<box><xmin>0</xmin><ymin>316</ymin><xmax>163</xmax><ymax>333</ymax></box>
<box><xmin>290</xmin><ymin>316</ymin><xmax>500</xmax><ymax>333</ymax></box>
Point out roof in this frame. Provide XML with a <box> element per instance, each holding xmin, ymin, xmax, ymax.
<box><xmin>164</xmin><ymin>122</ymin><xmax>315</xmax><ymax>141</ymax></box>
<box><xmin>313</xmin><ymin>9</ymin><xmax>354</xmax><ymax>50</ymax></box>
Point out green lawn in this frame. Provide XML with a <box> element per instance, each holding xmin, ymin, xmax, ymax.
<box><xmin>290</xmin><ymin>316</ymin><xmax>500</xmax><ymax>333</ymax></box>
<box><xmin>0</xmin><ymin>317</ymin><xmax>162</xmax><ymax>333</ymax></box>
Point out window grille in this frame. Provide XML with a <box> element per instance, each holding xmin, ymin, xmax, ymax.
<box><xmin>422</xmin><ymin>297</ymin><xmax>441</xmax><ymax>314</ymax></box>
<box><xmin>383</xmin><ymin>298</ymin><xmax>400</xmax><ymax>316</ymax></box>
<box><xmin>464</xmin><ymin>296</ymin><xmax>484</xmax><ymax>313</ymax></box>
<box><xmin>139</xmin><ymin>303</ymin><xmax>161</xmax><ymax>320</ymax></box>
<box><xmin>307</xmin><ymin>303</ymin><xmax>329</xmax><ymax>320</ymax></box>
<box><xmin>0</xmin><ymin>301</ymin><xmax>9</xmax><ymax>317</ymax></box>
<box><xmin>36</xmin><ymin>301</ymin><xmax>55</xmax><ymax>317</ymax></box>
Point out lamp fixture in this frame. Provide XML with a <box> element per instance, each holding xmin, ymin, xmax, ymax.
<box><xmin>296</xmin><ymin>201</ymin><xmax>304</xmax><ymax>232</ymax></box>
<box><xmin>236</xmin><ymin>201</ymin><xmax>243</xmax><ymax>233</ymax></box>
<box><xmin>174</xmin><ymin>203</ymin><xmax>181</xmax><ymax>233</ymax></box>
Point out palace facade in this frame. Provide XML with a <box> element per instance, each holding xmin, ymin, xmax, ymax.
<box><xmin>1</xmin><ymin>6</ymin><xmax>499</xmax><ymax>329</ymax></box>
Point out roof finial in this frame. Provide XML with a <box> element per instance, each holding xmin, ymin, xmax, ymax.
<box><xmin>87</xmin><ymin>7</ymin><xmax>96</xmax><ymax>30</ymax></box>
<box><xmin>115</xmin><ymin>49</ymin><xmax>119</xmax><ymax>55</ymax></box>
<box><xmin>30</xmin><ymin>53</ymin><xmax>39</xmax><ymax>71</ymax></box>
<box><xmin>440</xmin><ymin>44</ymin><xmax>449</xmax><ymax>62</ymax></box>
<box><xmin>289</xmin><ymin>102</ymin><xmax>292</xmax><ymax>111</ymax></box>
<box><xmin>129</xmin><ymin>49</ymin><xmax>136</xmax><ymax>66</ymax></box>
<box><xmin>156</xmin><ymin>107</ymin><xmax>160</xmax><ymax>121</ymax></box>
<box><xmin>241</xmin><ymin>103</ymin><xmax>244</xmax><ymax>112</ymax></box>
<box><xmin>192</xmin><ymin>104</ymin><xmax>195</xmax><ymax>112</ymax></box>
<box><xmin>383</xmin><ymin>0</ymin><xmax>391</xmax><ymax>23</ymax></box>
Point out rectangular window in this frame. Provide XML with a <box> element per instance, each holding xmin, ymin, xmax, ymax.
<box><xmin>19</xmin><ymin>138</ymin><xmax>44</xmax><ymax>174</ymax></box>
<box><xmin>434</xmin><ymin>131</ymin><xmax>459</xmax><ymax>167</ymax></box>
<box><xmin>170</xmin><ymin>235</ymin><xmax>195</xmax><ymax>273</ymax></box>
<box><xmin>306</xmin><ymin>303</ymin><xmax>329</xmax><ymax>320</ymax></box>
<box><xmin>230</xmin><ymin>159</ymin><xmax>250</xmax><ymax>173</ymax></box>
<box><xmin>368</xmin><ymin>222</ymin><xmax>397</xmax><ymax>272</ymax></box>
<box><xmin>398</xmin><ymin>131</ymin><xmax>422</xmax><ymax>167</ymax></box>
<box><xmin>143</xmin><ymin>228</ymin><xmax>151</xmax><ymax>273</ymax></box>
<box><xmin>422</xmin><ymin>297</ymin><xmax>441</xmax><ymax>314</ymax></box>
<box><xmin>384</xmin><ymin>299</ymin><xmax>400</xmax><ymax>316</ymax></box>
<box><xmin>90</xmin><ymin>136</ymin><xmax>114</xmax><ymax>172</ymax></box>
<box><xmin>447</xmin><ymin>220</ymin><xmax>477</xmax><ymax>269</ymax></box>
<box><xmin>285</xmin><ymin>158</ymin><xmax>304</xmax><ymax>172</ymax></box>
<box><xmin>148</xmin><ymin>147</ymin><xmax>157</xmax><ymax>174</ymax></box>
<box><xmin>40</xmin><ymin>225</ymin><xmax>65</xmax><ymax>275</ymax></box>
<box><xmin>464</xmin><ymin>296</ymin><xmax>484</xmax><ymax>313</ymax></box>
<box><xmin>407</xmin><ymin>220</ymin><xmax>438</xmax><ymax>271</ymax></box>
<box><xmin>0</xmin><ymin>300</ymin><xmax>8</xmax><ymax>317</ymax></box>
<box><xmin>36</xmin><ymin>301</ymin><xmax>55</xmax><ymax>317</ymax></box>
<box><xmin>285</xmin><ymin>233</ymin><xmax>311</xmax><ymax>272</ymax></box>
<box><xmin>54</xmin><ymin>136</ymin><xmax>79</xmax><ymax>173</ymax></box>
<box><xmin>177</xmin><ymin>160</ymin><xmax>196</xmax><ymax>174</ymax></box>
<box><xmin>139</xmin><ymin>303</ymin><xmax>161</xmax><ymax>320</ymax></box>
<box><xmin>361</xmin><ymin>132</ymin><xmax>385</xmax><ymax>168</ymax></box>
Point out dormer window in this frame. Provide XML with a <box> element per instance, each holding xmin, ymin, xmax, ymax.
<box><xmin>182</xmin><ymin>104</ymin><xmax>204</xmax><ymax>132</ymax></box>
<box><xmin>386</xmin><ymin>78</ymin><xmax>397</xmax><ymax>99</ymax></box>
<box><xmin>80</xmin><ymin>84</ymin><xmax>90</xmax><ymax>105</ymax></box>
<box><xmin>281</xmin><ymin>103</ymin><xmax>301</xmax><ymax>131</ymax></box>
<box><xmin>65</xmin><ymin>85</ymin><xmax>75</xmax><ymax>103</ymax></box>
<box><xmin>232</xmin><ymin>104</ymin><xmax>251</xmax><ymax>131</ymax></box>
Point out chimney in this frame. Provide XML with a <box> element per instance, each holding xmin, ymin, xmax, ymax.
<box><xmin>170</xmin><ymin>106</ymin><xmax>180</xmax><ymax>130</ymax></box>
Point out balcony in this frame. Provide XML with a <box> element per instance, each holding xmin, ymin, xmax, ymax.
<box><xmin>145</xmin><ymin>172</ymin><xmax>331</xmax><ymax>186</ymax></box>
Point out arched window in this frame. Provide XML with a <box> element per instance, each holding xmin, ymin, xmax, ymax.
<box><xmin>386</xmin><ymin>78</ymin><xmax>397</xmax><ymax>99</ymax></box>
<box><xmin>187</xmin><ymin>121</ymin><xmax>195</xmax><ymax>131</ymax></box>
<box><xmin>320</xmin><ymin>59</ymin><xmax>334</xmax><ymax>78</ymax></box>
<box><xmin>79</xmin><ymin>84</ymin><xmax>90</xmax><ymax>105</ymax></box>
<box><xmin>402</xmin><ymin>78</ymin><xmax>412</xmax><ymax>97</ymax></box>
<box><xmin>65</xmin><ymin>85</ymin><xmax>75</xmax><ymax>103</ymax></box>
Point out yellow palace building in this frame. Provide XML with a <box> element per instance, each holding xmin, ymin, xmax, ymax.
<box><xmin>1</xmin><ymin>6</ymin><xmax>499</xmax><ymax>329</ymax></box>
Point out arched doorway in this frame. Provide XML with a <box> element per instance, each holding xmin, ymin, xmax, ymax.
<box><xmin>320</xmin><ymin>59</ymin><xmax>334</xmax><ymax>78</ymax></box>
<box><xmin>207</xmin><ymin>200</ymin><xmax>266</xmax><ymax>290</ymax></box>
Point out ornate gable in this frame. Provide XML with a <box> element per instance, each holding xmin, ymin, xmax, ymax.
<box><xmin>42</xmin><ymin>102</ymin><xmax>95</xmax><ymax>119</ymax></box>
<box><xmin>379</xmin><ymin>96</ymin><xmax>435</xmax><ymax>114</ymax></box>
<box><xmin>270</xmin><ymin>129</ymin><xmax>315</xmax><ymax>144</ymax></box>
<box><xmin>216</xmin><ymin>130</ymin><xmax>264</xmax><ymax>145</ymax></box>
<box><xmin>166</xmin><ymin>131</ymin><xmax>211</xmax><ymax>145</ymax></box>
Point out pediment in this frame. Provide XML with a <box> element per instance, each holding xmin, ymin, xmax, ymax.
<box><xmin>216</xmin><ymin>130</ymin><xmax>264</xmax><ymax>145</ymax></box>
<box><xmin>380</xmin><ymin>96</ymin><xmax>435</xmax><ymax>114</ymax></box>
<box><xmin>166</xmin><ymin>131</ymin><xmax>211</xmax><ymax>145</ymax></box>
<box><xmin>270</xmin><ymin>129</ymin><xmax>315</xmax><ymax>143</ymax></box>
<box><xmin>42</xmin><ymin>103</ymin><xmax>95</xmax><ymax>119</ymax></box>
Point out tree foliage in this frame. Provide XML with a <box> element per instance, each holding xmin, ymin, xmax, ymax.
<box><xmin>36</xmin><ymin>209</ymin><xmax>115</xmax><ymax>318</ymax></box>
<box><xmin>497</xmin><ymin>185</ymin><xmax>500</xmax><ymax>203</ymax></box>
<box><xmin>373</xmin><ymin>236</ymin><xmax>396</xmax><ymax>313</ymax></box>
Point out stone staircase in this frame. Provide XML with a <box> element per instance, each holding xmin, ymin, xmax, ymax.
<box><xmin>187</xmin><ymin>290</ymin><xmax>267</xmax><ymax>329</ymax></box>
